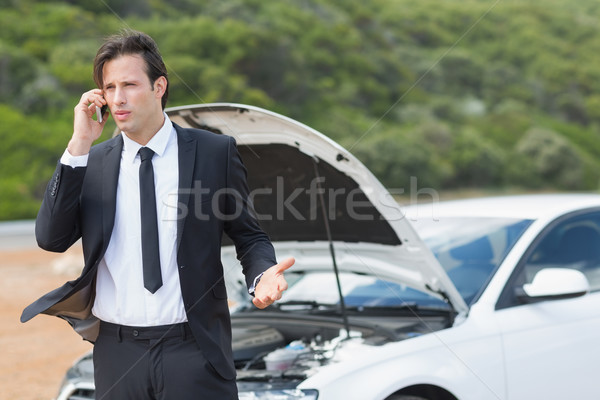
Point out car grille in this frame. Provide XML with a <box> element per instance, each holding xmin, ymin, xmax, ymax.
<box><xmin>67</xmin><ymin>389</ymin><xmax>94</xmax><ymax>400</ymax></box>
<box><xmin>56</xmin><ymin>386</ymin><xmax>95</xmax><ymax>400</ymax></box>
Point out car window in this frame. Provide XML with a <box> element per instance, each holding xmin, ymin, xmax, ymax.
<box><xmin>412</xmin><ymin>217</ymin><xmax>531</xmax><ymax>304</ymax></box>
<box><xmin>519</xmin><ymin>212</ymin><xmax>600</xmax><ymax>291</ymax></box>
<box><xmin>497</xmin><ymin>210</ymin><xmax>600</xmax><ymax>309</ymax></box>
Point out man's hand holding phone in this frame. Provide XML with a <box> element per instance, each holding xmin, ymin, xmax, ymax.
<box><xmin>68</xmin><ymin>89</ymin><xmax>108</xmax><ymax>156</ymax></box>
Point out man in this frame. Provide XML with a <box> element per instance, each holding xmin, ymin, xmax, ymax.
<box><xmin>21</xmin><ymin>30</ymin><xmax>293</xmax><ymax>399</ymax></box>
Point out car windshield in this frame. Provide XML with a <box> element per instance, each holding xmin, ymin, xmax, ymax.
<box><xmin>278</xmin><ymin>271</ymin><xmax>450</xmax><ymax>309</ymax></box>
<box><xmin>226</xmin><ymin>217</ymin><xmax>532</xmax><ymax>311</ymax></box>
<box><xmin>411</xmin><ymin>217</ymin><xmax>532</xmax><ymax>304</ymax></box>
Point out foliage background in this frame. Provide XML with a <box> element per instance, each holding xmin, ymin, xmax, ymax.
<box><xmin>1</xmin><ymin>0</ymin><xmax>600</xmax><ymax>220</ymax></box>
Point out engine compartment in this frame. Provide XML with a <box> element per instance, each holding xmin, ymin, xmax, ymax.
<box><xmin>232</xmin><ymin>317</ymin><xmax>348</xmax><ymax>380</ymax></box>
<box><xmin>230</xmin><ymin>311</ymin><xmax>449</xmax><ymax>382</ymax></box>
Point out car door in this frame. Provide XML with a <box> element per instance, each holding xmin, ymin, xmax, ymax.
<box><xmin>494</xmin><ymin>210</ymin><xmax>600</xmax><ymax>400</ymax></box>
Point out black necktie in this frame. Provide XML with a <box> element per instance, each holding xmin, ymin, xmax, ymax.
<box><xmin>138</xmin><ymin>147</ymin><xmax>163</xmax><ymax>294</ymax></box>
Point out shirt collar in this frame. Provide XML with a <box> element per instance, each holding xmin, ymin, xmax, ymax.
<box><xmin>122</xmin><ymin>113</ymin><xmax>174</xmax><ymax>164</ymax></box>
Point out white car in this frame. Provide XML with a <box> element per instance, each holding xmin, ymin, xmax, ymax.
<box><xmin>56</xmin><ymin>104</ymin><xmax>600</xmax><ymax>400</ymax></box>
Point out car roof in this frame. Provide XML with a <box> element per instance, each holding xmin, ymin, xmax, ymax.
<box><xmin>403</xmin><ymin>193</ymin><xmax>600</xmax><ymax>221</ymax></box>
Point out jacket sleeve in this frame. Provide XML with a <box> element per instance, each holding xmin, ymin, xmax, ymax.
<box><xmin>35</xmin><ymin>161</ymin><xmax>86</xmax><ymax>252</ymax></box>
<box><xmin>222</xmin><ymin>137</ymin><xmax>277</xmax><ymax>289</ymax></box>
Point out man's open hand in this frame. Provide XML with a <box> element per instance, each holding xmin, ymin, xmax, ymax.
<box><xmin>252</xmin><ymin>257</ymin><xmax>295</xmax><ymax>309</ymax></box>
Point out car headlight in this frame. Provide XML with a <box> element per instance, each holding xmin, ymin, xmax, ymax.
<box><xmin>238</xmin><ymin>389</ymin><xmax>318</xmax><ymax>399</ymax></box>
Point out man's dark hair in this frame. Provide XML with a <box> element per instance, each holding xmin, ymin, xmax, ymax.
<box><xmin>93</xmin><ymin>29</ymin><xmax>169</xmax><ymax>110</ymax></box>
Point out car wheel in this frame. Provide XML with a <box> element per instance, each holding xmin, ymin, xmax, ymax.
<box><xmin>386</xmin><ymin>395</ymin><xmax>428</xmax><ymax>400</ymax></box>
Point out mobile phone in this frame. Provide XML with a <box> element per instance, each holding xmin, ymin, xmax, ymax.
<box><xmin>96</xmin><ymin>104</ymin><xmax>108</xmax><ymax>123</ymax></box>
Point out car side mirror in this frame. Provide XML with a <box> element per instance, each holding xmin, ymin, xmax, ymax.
<box><xmin>516</xmin><ymin>268</ymin><xmax>590</xmax><ymax>304</ymax></box>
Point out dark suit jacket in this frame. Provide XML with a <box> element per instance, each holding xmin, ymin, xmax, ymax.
<box><xmin>21</xmin><ymin>123</ymin><xmax>276</xmax><ymax>380</ymax></box>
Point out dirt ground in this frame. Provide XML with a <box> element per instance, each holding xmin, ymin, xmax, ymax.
<box><xmin>0</xmin><ymin>246</ymin><xmax>92</xmax><ymax>400</ymax></box>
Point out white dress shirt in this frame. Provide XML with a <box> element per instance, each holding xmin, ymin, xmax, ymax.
<box><xmin>62</xmin><ymin>114</ymin><xmax>186</xmax><ymax>326</ymax></box>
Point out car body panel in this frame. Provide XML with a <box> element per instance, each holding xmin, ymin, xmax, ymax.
<box><xmin>497</xmin><ymin>291</ymin><xmax>600</xmax><ymax>399</ymax></box>
<box><xmin>298</xmin><ymin>305</ymin><xmax>507</xmax><ymax>400</ymax></box>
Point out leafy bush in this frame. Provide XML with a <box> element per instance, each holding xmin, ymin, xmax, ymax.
<box><xmin>514</xmin><ymin>127</ymin><xmax>583</xmax><ymax>190</ymax></box>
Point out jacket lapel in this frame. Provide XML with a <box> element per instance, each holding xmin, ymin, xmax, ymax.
<box><xmin>102</xmin><ymin>135</ymin><xmax>123</xmax><ymax>251</ymax></box>
<box><xmin>175</xmin><ymin>125</ymin><xmax>197</xmax><ymax>251</ymax></box>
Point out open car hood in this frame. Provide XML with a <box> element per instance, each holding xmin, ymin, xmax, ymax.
<box><xmin>166</xmin><ymin>103</ymin><xmax>468</xmax><ymax>314</ymax></box>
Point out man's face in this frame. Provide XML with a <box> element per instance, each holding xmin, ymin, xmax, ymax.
<box><xmin>102</xmin><ymin>54</ymin><xmax>165</xmax><ymax>139</ymax></box>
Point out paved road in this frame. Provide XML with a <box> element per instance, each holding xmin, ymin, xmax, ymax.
<box><xmin>0</xmin><ymin>220</ymin><xmax>37</xmax><ymax>250</ymax></box>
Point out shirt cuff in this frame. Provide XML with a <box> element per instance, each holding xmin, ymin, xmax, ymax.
<box><xmin>248</xmin><ymin>272</ymin><xmax>264</xmax><ymax>296</ymax></box>
<box><xmin>60</xmin><ymin>148</ymin><xmax>89</xmax><ymax>168</ymax></box>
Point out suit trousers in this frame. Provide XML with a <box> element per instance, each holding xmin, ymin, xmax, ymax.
<box><xmin>93</xmin><ymin>321</ymin><xmax>238</xmax><ymax>400</ymax></box>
